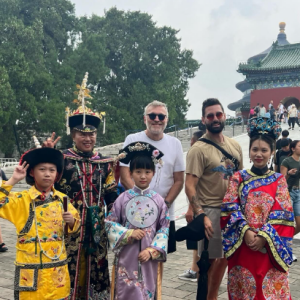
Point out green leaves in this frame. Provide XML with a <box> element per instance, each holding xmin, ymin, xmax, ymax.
<box><xmin>0</xmin><ymin>3</ymin><xmax>200</xmax><ymax>155</ymax></box>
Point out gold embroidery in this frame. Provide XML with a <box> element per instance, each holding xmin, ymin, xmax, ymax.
<box><xmin>19</xmin><ymin>269</ymin><xmax>35</xmax><ymax>287</ymax></box>
<box><xmin>238</xmin><ymin>170</ymin><xmax>275</xmax><ymax>198</ymax></box>
<box><xmin>268</xmin><ymin>220</ymin><xmax>295</xmax><ymax>227</ymax></box>
<box><xmin>225</xmin><ymin>225</ymin><xmax>250</xmax><ymax>258</ymax></box>
<box><xmin>257</xmin><ymin>231</ymin><xmax>288</xmax><ymax>272</ymax></box>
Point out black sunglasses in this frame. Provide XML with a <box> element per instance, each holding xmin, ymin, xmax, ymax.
<box><xmin>147</xmin><ymin>113</ymin><xmax>167</xmax><ymax>121</ymax></box>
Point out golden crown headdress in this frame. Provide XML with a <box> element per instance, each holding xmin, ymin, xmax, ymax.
<box><xmin>66</xmin><ymin>72</ymin><xmax>106</xmax><ymax>134</ymax></box>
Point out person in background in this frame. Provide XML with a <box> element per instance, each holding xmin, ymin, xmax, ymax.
<box><xmin>269</xmin><ymin>105</ymin><xmax>276</xmax><ymax>121</ymax></box>
<box><xmin>281</xmin><ymin>140</ymin><xmax>300</xmax><ymax>262</ymax></box>
<box><xmin>0</xmin><ymin>168</ymin><xmax>8</xmax><ymax>252</ymax></box>
<box><xmin>259</xmin><ymin>104</ymin><xmax>266</xmax><ymax>117</ymax></box>
<box><xmin>288</xmin><ymin>104</ymin><xmax>299</xmax><ymax>130</ymax></box>
<box><xmin>268</xmin><ymin>100</ymin><xmax>273</xmax><ymax>110</ymax></box>
<box><xmin>274</xmin><ymin>139</ymin><xmax>291</xmax><ymax>172</ymax></box>
<box><xmin>276</xmin><ymin>129</ymin><xmax>292</xmax><ymax>150</ymax></box>
<box><xmin>178</xmin><ymin>130</ymin><xmax>204</xmax><ymax>282</ymax></box>
<box><xmin>279</xmin><ymin>102</ymin><xmax>284</xmax><ymax>123</ymax></box>
<box><xmin>249</xmin><ymin>107</ymin><xmax>255</xmax><ymax>119</ymax></box>
<box><xmin>254</xmin><ymin>103</ymin><xmax>260</xmax><ymax>117</ymax></box>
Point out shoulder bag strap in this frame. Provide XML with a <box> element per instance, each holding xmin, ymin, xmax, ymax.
<box><xmin>199</xmin><ymin>138</ymin><xmax>240</xmax><ymax>171</ymax></box>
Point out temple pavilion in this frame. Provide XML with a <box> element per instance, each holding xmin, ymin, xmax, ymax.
<box><xmin>228</xmin><ymin>22</ymin><xmax>300</xmax><ymax>116</ymax></box>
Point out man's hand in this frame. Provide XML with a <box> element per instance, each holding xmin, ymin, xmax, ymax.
<box><xmin>248</xmin><ymin>236</ymin><xmax>266</xmax><ymax>251</ymax></box>
<box><xmin>131</xmin><ymin>229</ymin><xmax>146</xmax><ymax>240</ymax></box>
<box><xmin>185</xmin><ymin>206</ymin><xmax>193</xmax><ymax>223</ymax></box>
<box><xmin>204</xmin><ymin>216</ymin><xmax>214</xmax><ymax>240</ymax></box>
<box><xmin>138</xmin><ymin>249</ymin><xmax>151</xmax><ymax>263</ymax></box>
<box><xmin>42</xmin><ymin>132</ymin><xmax>61</xmax><ymax>148</ymax></box>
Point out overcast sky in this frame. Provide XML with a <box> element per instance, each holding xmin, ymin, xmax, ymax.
<box><xmin>70</xmin><ymin>0</ymin><xmax>300</xmax><ymax>119</ymax></box>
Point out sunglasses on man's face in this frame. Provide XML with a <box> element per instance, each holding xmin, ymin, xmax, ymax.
<box><xmin>147</xmin><ymin>113</ymin><xmax>167</xmax><ymax>121</ymax></box>
<box><xmin>206</xmin><ymin>112</ymin><xmax>224</xmax><ymax>121</ymax></box>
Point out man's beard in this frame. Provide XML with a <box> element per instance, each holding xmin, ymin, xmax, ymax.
<box><xmin>146</xmin><ymin>120</ymin><xmax>167</xmax><ymax>135</ymax></box>
<box><xmin>205</xmin><ymin>121</ymin><xmax>225</xmax><ymax>133</ymax></box>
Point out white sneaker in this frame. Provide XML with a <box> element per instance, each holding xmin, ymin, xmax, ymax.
<box><xmin>178</xmin><ymin>269</ymin><xmax>197</xmax><ymax>282</ymax></box>
<box><xmin>293</xmin><ymin>254</ymin><xmax>297</xmax><ymax>262</ymax></box>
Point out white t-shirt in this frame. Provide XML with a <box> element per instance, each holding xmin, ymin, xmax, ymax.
<box><xmin>120</xmin><ymin>131</ymin><xmax>185</xmax><ymax>221</ymax></box>
<box><xmin>279</xmin><ymin>104</ymin><xmax>284</xmax><ymax>114</ymax></box>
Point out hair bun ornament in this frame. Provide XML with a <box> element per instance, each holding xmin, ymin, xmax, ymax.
<box><xmin>247</xmin><ymin>117</ymin><xmax>282</xmax><ymax>140</ymax></box>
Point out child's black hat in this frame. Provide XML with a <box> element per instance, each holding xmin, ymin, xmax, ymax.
<box><xmin>117</xmin><ymin>142</ymin><xmax>164</xmax><ymax>165</ymax></box>
<box><xmin>20</xmin><ymin>147</ymin><xmax>64</xmax><ymax>186</ymax></box>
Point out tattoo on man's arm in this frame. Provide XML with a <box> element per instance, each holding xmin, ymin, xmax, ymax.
<box><xmin>190</xmin><ymin>195</ymin><xmax>203</xmax><ymax>215</ymax></box>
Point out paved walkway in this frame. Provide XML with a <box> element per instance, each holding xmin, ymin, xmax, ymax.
<box><xmin>1</xmin><ymin>122</ymin><xmax>300</xmax><ymax>299</ymax></box>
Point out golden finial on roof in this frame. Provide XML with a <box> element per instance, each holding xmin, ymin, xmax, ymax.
<box><xmin>279</xmin><ymin>22</ymin><xmax>286</xmax><ymax>33</ymax></box>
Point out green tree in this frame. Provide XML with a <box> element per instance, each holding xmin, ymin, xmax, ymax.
<box><xmin>0</xmin><ymin>3</ymin><xmax>200</xmax><ymax>155</ymax></box>
<box><xmin>0</xmin><ymin>0</ymin><xmax>78</xmax><ymax>156</ymax></box>
<box><xmin>76</xmin><ymin>8</ymin><xmax>200</xmax><ymax>145</ymax></box>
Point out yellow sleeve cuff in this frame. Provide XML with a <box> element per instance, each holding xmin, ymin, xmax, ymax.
<box><xmin>0</xmin><ymin>183</ymin><xmax>13</xmax><ymax>196</ymax></box>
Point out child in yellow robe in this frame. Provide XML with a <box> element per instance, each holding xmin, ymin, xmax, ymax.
<box><xmin>0</xmin><ymin>147</ymin><xmax>80</xmax><ymax>300</ymax></box>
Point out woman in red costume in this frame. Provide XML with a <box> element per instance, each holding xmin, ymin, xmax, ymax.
<box><xmin>221</xmin><ymin>117</ymin><xmax>295</xmax><ymax>299</ymax></box>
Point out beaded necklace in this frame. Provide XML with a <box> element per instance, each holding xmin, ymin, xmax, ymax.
<box><xmin>75</xmin><ymin>161</ymin><xmax>102</xmax><ymax>208</ymax></box>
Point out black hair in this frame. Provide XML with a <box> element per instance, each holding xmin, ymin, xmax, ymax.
<box><xmin>129</xmin><ymin>155</ymin><xmax>155</xmax><ymax>172</ymax></box>
<box><xmin>249</xmin><ymin>135</ymin><xmax>274</xmax><ymax>153</ymax></box>
<box><xmin>290</xmin><ymin>140</ymin><xmax>300</xmax><ymax>153</ymax></box>
<box><xmin>193</xmin><ymin>130</ymin><xmax>204</xmax><ymax>140</ymax></box>
<box><xmin>282</xmin><ymin>130</ymin><xmax>289</xmax><ymax>137</ymax></box>
<box><xmin>202</xmin><ymin>98</ymin><xmax>224</xmax><ymax>117</ymax></box>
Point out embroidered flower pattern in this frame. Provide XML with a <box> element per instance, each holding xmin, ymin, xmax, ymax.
<box><xmin>262</xmin><ymin>268</ymin><xmax>289</xmax><ymax>299</ymax></box>
<box><xmin>152</xmin><ymin>149</ymin><xmax>159</xmax><ymax>157</ymax></box>
<box><xmin>228</xmin><ymin>266</ymin><xmax>256</xmax><ymax>299</ymax></box>
<box><xmin>244</xmin><ymin>191</ymin><xmax>274</xmax><ymax>229</ymax></box>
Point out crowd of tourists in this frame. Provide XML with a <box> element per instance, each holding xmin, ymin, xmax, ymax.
<box><xmin>250</xmin><ymin>100</ymin><xmax>300</xmax><ymax>130</ymax></box>
<box><xmin>0</xmin><ymin>74</ymin><xmax>299</xmax><ymax>299</ymax></box>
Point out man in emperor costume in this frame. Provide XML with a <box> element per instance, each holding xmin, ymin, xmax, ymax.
<box><xmin>44</xmin><ymin>73</ymin><xmax>118</xmax><ymax>300</ymax></box>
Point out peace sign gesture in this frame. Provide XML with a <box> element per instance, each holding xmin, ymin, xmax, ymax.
<box><xmin>11</xmin><ymin>161</ymin><xmax>30</xmax><ymax>184</ymax></box>
<box><xmin>42</xmin><ymin>132</ymin><xmax>61</xmax><ymax>148</ymax></box>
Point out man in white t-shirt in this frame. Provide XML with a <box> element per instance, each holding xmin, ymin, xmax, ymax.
<box><xmin>279</xmin><ymin>102</ymin><xmax>284</xmax><ymax>123</ymax></box>
<box><xmin>120</xmin><ymin>100</ymin><xmax>185</xmax><ymax>253</ymax></box>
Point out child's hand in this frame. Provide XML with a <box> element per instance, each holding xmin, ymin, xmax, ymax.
<box><xmin>62</xmin><ymin>212</ymin><xmax>75</xmax><ymax>229</ymax></box>
<box><xmin>11</xmin><ymin>162</ymin><xmax>29</xmax><ymax>184</ymax></box>
<box><xmin>138</xmin><ymin>249</ymin><xmax>151</xmax><ymax>263</ymax></box>
<box><xmin>131</xmin><ymin>229</ymin><xmax>145</xmax><ymax>240</ymax></box>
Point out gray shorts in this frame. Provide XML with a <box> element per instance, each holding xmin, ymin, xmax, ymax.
<box><xmin>198</xmin><ymin>207</ymin><xmax>223</xmax><ymax>259</ymax></box>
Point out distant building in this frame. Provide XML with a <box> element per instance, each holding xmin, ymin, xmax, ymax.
<box><xmin>229</xmin><ymin>22</ymin><xmax>300</xmax><ymax>114</ymax></box>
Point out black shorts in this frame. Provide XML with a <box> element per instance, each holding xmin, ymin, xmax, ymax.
<box><xmin>168</xmin><ymin>220</ymin><xmax>176</xmax><ymax>254</ymax></box>
<box><xmin>186</xmin><ymin>239</ymin><xmax>198</xmax><ymax>250</ymax></box>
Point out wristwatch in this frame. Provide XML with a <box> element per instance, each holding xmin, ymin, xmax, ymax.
<box><xmin>164</xmin><ymin>201</ymin><xmax>171</xmax><ymax>209</ymax></box>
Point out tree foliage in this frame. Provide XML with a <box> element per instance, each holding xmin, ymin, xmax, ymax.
<box><xmin>0</xmin><ymin>2</ymin><xmax>200</xmax><ymax>156</ymax></box>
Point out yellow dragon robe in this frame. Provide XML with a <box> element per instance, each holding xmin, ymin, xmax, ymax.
<box><xmin>0</xmin><ymin>184</ymin><xmax>81</xmax><ymax>300</ymax></box>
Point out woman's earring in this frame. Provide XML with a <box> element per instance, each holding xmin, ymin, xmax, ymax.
<box><xmin>250</xmin><ymin>158</ymin><xmax>252</xmax><ymax>163</ymax></box>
